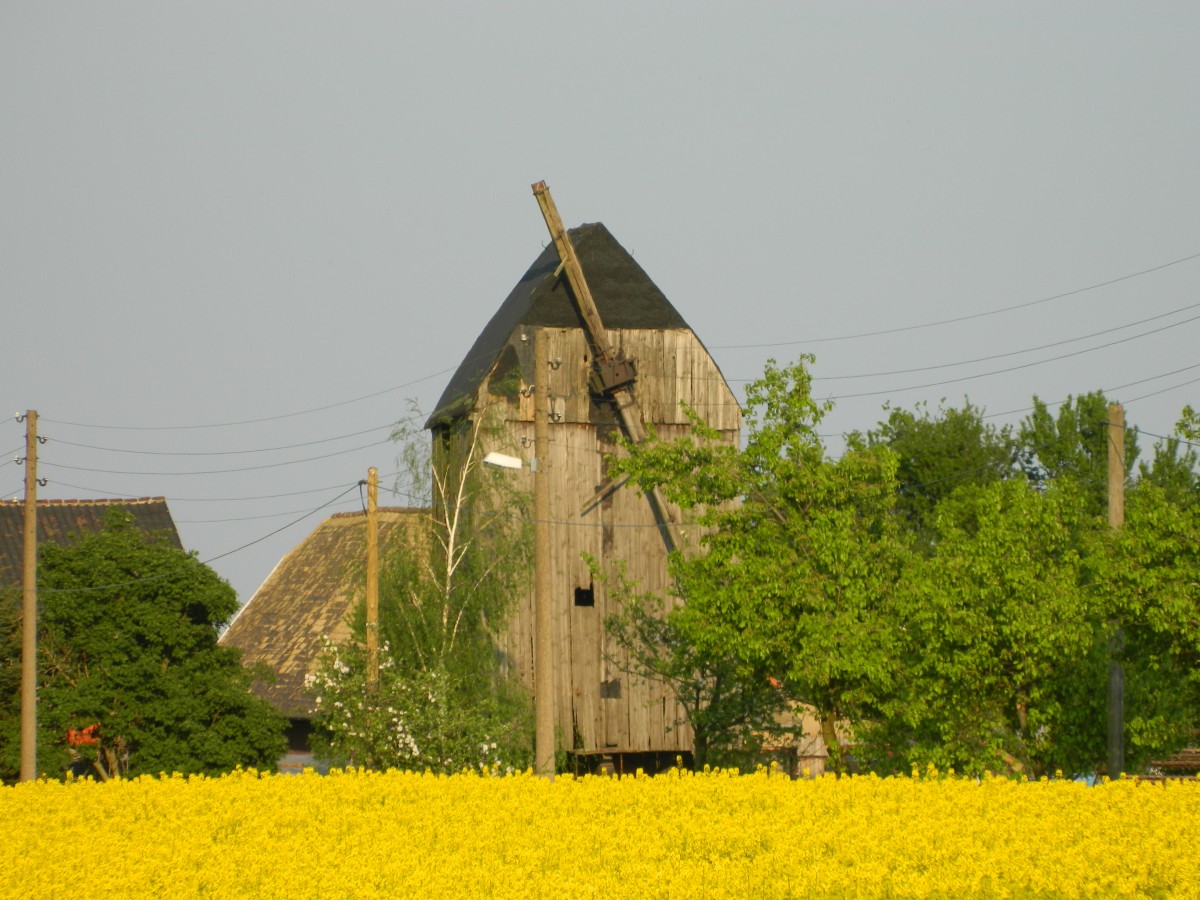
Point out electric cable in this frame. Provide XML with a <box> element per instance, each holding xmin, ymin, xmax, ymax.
<box><xmin>830</xmin><ymin>315</ymin><xmax>1200</xmax><ymax>401</ymax></box>
<box><xmin>811</xmin><ymin>303</ymin><xmax>1200</xmax><ymax>381</ymax></box>
<box><xmin>177</xmin><ymin>496</ymin><xmax>365</xmax><ymax>525</ymax></box>
<box><xmin>35</xmin><ymin>483</ymin><xmax>363</xmax><ymax>594</ymax></box>
<box><xmin>710</xmin><ymin>248</ymin><xmax>1200</xmax><ymax>349</ymax></box>
<box><xmin>1122</xmin><ymin>375</ymin><xmax>1200</xmax><ymax>407</ymax></box>
<box><xmin>46</xmin><ymin>478</ymin><xmax>362</xmax><ymax>503</ymax></box>
<box><xmin>1135</xmin><ymin>428</ymin><xmax>1200</xmax><ymax>452</ymax></box>
<box><xmin>47</xmin><ymin>417</ymin><xmax>417</xmax><ymax>457</ymax></box>
<box><xmin>40</xmin><ymin>436</ymin><xmax>394</xmax><ymax>477</ymax></box>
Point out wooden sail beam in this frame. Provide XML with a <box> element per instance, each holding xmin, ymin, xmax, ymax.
<box><xmin>531</xmin><ymin>180</ymin><xmax>684</xmax><ymax>553</ymax></box>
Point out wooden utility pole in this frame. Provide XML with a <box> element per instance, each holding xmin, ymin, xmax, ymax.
<box><xmin>19</xmin><ymin>410</ymin><xmax>39</xmax><ymax>782</ymax></box>
<box><xmin>1107</xmin><ymin>402</ymin><xmax>1125</xmax><ymax>777</ymax></box>
<box><xmin>366</xmin><ymin>467</ymin><xmax>380</xmax><ymax>691</ymax></box>
<box><xmin>534</xmin><ymin>328</ymin><xmax>555</xmax><ymax>777</ymax></box>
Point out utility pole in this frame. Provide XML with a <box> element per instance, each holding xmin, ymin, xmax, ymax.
<box><xmin>1107</xmin><ymin>402</ymin><xmax>1125</xmax><ymax>777</ymax></box>
<box><xmin>534</xmin><ymin>328</ymin><xmax>555</xmax><ymax>777</ymax></box>
<box><xmin>366</xmin><ymin>467</ymin><xmax>379</xmax><ymax>691</ymax></box>
<box><xmin>19</xmin><ymin>410</ymin><xmax>40</xmax><ymax>782</ymax></box>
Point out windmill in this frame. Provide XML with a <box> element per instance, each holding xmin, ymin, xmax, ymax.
<box><xmin>425</xmin><ymin>188</ymin><xmax>740</xmax><ymax>764</ymax></box>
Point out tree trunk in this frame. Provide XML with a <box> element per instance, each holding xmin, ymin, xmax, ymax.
<box><xmin>821</xmin><ymin>712</ymin><xmax>841</xmax><ymax>774</ymax></box>
<box><xmin>693</xmin><ymin>731</ymin><xmax>709</xmax><ymax>770</ymax></box>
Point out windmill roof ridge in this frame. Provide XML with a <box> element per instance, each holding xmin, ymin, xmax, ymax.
<box><xmin>427</xmin><ymin>221</ymin><xmax>691</xmax><ymax>426</ymax></box>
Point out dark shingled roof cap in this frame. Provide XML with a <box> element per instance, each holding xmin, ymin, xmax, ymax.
<box><xmin>427</xmin><ymin>222</ymin><xmax>690</xmax><ymax>426</ymax></box>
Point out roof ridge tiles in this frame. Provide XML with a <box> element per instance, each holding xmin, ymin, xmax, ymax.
<box><xmin>0</xmin><ymin>496</ymin><xmax>167</xmax><ymax>507</ymax></box>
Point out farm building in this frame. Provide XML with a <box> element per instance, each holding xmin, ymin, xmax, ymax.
<box><xmin>0</xmin><ymin>497</ymin><xmax>181</xmax><ymax>590</ymax></box>
<box><xmin>219</xmin><ymin>508</ymin><xmax>424</xmax><ymax>771</ymax></box>
<box><xmin>426</xmin><ymin>213</ymin><xmax>741</xmax><ymax>766</ymax></box>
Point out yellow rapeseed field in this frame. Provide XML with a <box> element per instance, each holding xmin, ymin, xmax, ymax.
<box><xmin>2</xmin><ymin>766</ymin><xmax>1196</xmax><ymax>898</ymax></box>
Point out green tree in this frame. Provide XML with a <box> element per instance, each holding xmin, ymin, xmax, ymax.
<box><xmin>1087</xmin><ymin>483</ymin><xmax>1200</xmax><ymax>770</ymax></box>
<box><xmin>1136</xmin><ymin>434</ymin><xmax>1199</xmax><ymax>503</ymax></box>
<box><xmin>1177</xmin><ymin>405</ymin><xmax>1199</xmax><ymax>442</ymax></box>
<box><xmin>859</xmin><ymin>399</ymin><xmax>1017</xmax><ymax>545</ymax></box>
<box><xmin>870</xmin><ymin>480</ymin><xmax>1104</xmax><ymax>777</ymax></box>
<box><xmin>0</xmin><ymin>511</ymin><xmax>286</xmax><ymax>782</ymax></box>
<box><xmin>609</xmin><ymin>357</ymin><xmax>909</xmax><ymax>770</ymax></box>
<box><xmin>599</xmin><ymin>560</ymin><xmax>791</xmax><ymax>768</ymax></box>
<box><xmin>1018</xmin><ymin>391</ymin><xmax>1139</xmax><ymax>516</ymax></box>
<box><xmin>309</xmin><ymin>405</ymin><xmax>534</xmax><ymax>773</ymax></box>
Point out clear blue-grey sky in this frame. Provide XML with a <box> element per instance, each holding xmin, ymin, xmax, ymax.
<box><xmin>3</xmin><ymin>3</ymin><xmax>1198</xmax><ymax>603</ymax></box>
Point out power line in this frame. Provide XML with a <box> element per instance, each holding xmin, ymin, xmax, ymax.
<box><xmin>970</xmin><ymin>362</ymin><xmax>1200</xmax><ymax>424</ymax></box>
<box><xmin>1122</xmin><ymin>375</ymin><xmax>1200</xmax><ymax>409</ymax></box>
<box><xmin>46</xmin><ymin>417</ymin><xmax>416</xmax><ymax>457</ymax></box>
<box><xmin>1136</xmin><ymin>428</ymin><xmax>1200</xmax><ymax>452</ymax></box>
<box><xmin>40</xmin><ymin>436</ymin><xmax>394</xmax><ymax>477</ymax></box>
<box><xmin>39</xmin><ymin>370</ymin><xmax>458</xmax><ymax>431</ymax></box>
<box><xmin>829</xmin><ymin>315</ymin><xmax>1200</xmax><ymax>401</ymax></box>
<box><xmin>201</xmin><ymin>484</ymin><xmax>363</xmax><ymax>565</ymax></box>
<box><xmin>36</xmin><ymin>483</ymin><xmax>363</xmax><ymax>594</ymax></box>
<box><xmin>810</xmin><ymin>302</ymin><xmax>1200</xmax><ymax>382</ymax></box>
<box><xmin>160</xmin><ymin>500</ymin><xmax>366</xmax><ymax>525</ymax></box>
<box><xmin>710</xmin><ymin>248</ymin><xmax>1200</xmax><ymax>350</ymax></box>
<box><xmin>46</xmin><ymin>478</ymin><xmax>363</xmax><ymax>503</ymax></box>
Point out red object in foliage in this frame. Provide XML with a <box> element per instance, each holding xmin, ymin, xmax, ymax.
<box><xmin>67</xmin><ymin>724</ymin><xmax>100</xmax><ymax>746</ymax></box>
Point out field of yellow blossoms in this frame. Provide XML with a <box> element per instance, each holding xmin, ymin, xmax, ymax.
<box><xmin>3</xmin><ymin>766</ymin><xmax>1197</xmax><ymax>898</ymax></box>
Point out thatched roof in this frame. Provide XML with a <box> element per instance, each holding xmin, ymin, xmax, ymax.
<box><xmin>427</xmin><ymin>222</ymin><xmax>691</xmax><ymax>426</ymax></box>
<box><xmin>219</xmin><ymin>508</ymin><xmax>424</xmax><ymax>718</ymax></box>
<box><xmin>0</xmin><ymin>497</ymin><xmax>181</xmax><ymax>590</ymax></box>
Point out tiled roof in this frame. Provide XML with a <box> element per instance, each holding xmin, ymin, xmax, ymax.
<box><xmin>218</xmin><ymin>508</ymin><xmax>425</xmax><ymax>719</ymax></box>
<box><xmin>0</xmin><ymin>497</ymin><xmax>182</xmax><ymax>589</ymax></box>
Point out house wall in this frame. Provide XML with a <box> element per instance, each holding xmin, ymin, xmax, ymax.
<box><xmin>477</xmin><ymin>326</ymin><xmax>740</xmax><ymax>755</ymax></box>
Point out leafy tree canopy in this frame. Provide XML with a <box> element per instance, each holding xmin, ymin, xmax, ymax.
<box><xmin>0</xmin><ymin>510</ymin><xmax>286</xmax><ymax>782</ymax></box>
<box><xmin>609</xmin><ymin>357</ymin><xmax>909</xmax><ymax>769</ymax></box>
<box><xmin>1018</xmin><ymin>391</ymin><xmax>1139</xmax><ymax>516</ymax></box>
<box><xmin>1178</xmin><ymin>405</ymin><xmax>1199</xmax><ymax>442</ymax></box>
<box><xmin>1085</xmin><ymin>483</ymin><xmax>1200</xmax><ymax>768</ymax></box>
<box><xmin>856</xmin><ymin>399</ymin><xmax>1017</xmax><ymax>544</ymax></box>
<box><xmin>869</xmin><ymin>479</ymin><xmax>1104</xmax><ymax>777</ymax></box>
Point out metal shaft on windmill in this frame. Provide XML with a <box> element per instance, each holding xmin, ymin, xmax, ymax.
<box><xmin>530</xmin><ymin>181</ymin><xmax>683</xmax><ymax>553</ymax></box>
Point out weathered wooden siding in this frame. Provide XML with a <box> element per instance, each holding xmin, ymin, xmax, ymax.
<box><xmin>478</xmin><ymin>325</ymin><xmax>739</xmax><ymax>755</ymax></box>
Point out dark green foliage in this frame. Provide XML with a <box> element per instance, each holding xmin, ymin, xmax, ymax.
<box><xmin>1178</xmin><ymin>406</ymin><xmax>1199</xmax><ymax>442</ymax></box>
<box><xmin>608</xmin><ymin>357</ymin><xmax>908</xmax><ymax>770</ymax></box>
<box><xmin>1086</xmin><ymin>484</ymin><xmax>1200</xmax><ymax>770</ymax></box>
<box><xmin>1018</xmin><ymin>392</ymin><xmax>1139</xmax><ymax>516</ymax></box>
<box><xmin>599</xmin><ymin>559</ymin><xmax>791</xmax><ymax>768</ymax></box>
<box><xmin>1137</xmin><ymin>434</ymin><xmax>1199</xmax><ymax>504</ymax></box>
<box><xmin>865</xmin><ymin>480</ymin><xmax>1106</xmax><ymax>777</ymax></box>
<box><xmin>0</xmin><ymin>511</ymin><xmax>286</xmax><ymax>782</ymax></box>
<box><xmin>858</xmin><ymin>400</ymin><xmax>1017</xmax><ymax>546</ymax></box>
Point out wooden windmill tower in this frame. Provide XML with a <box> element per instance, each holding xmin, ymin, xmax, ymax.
<box><xmin>426</xmin><ymin>183</ymin><xmax>740</xmax><ymax>768</ymax></box>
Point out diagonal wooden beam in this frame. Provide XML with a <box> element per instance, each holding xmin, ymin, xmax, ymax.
<box><xmin>531</xmin><ymin>181</ymin><xmax>684</xmax><ymax>553</ymax></box>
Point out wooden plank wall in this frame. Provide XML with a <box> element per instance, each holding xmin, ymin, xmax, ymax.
<box><xmin>485</xmin><ymin>326</ymin><xmax>740</xmax><ymax>755</ymax></box>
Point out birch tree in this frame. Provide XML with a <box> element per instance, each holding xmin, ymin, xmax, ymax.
<box><xmin>309</xmin><ymin>403</ymin><xmax>534</xmax><ymax>772</ymax></box>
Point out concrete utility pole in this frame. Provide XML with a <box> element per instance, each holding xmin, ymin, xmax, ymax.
<box><xmin>366</xmin><ymin>467</ymin><xmax>380</xmax><ymax>691</ymax></box>
<box><xmin>533</xmin><ymin>328</ymin><xmax>555</xmax><ymax>777</ymax></box>
<box><xmin>1107</xmin><ymin>402</ymin><xmax>1125</xmax><ymax>777</ymax></box>
<box><xmin>19</xmin><ymin>410</ymin><xmax>39</xmax><ymax>782</ymax></box>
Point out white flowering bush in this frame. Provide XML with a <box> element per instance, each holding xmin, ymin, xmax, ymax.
<box><xmin>306</xmin><ymin>638</ymin><xmax>532</xmax><ymax>774</ymax></box>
